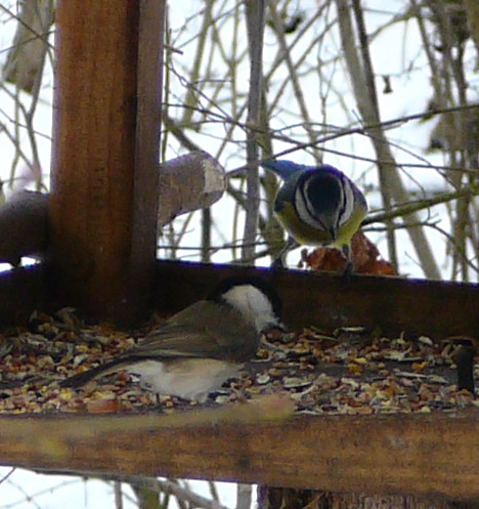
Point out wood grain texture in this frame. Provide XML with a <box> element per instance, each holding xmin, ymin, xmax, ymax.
<box><xmin>157</xmin><ymin>151</ymin><xmax>225</xmax><ymax>226</ymax></box>
<box><xmin>1</xmin><ymin>259</ymin><xmax>479</xmax><ymax>340</ymax></box>
<box><xmin>257</xmin><ymin>488</ymin><xmax>457</xmax><ymax>509</ymax></box>
<box><xmin>129</xmin><ymin>0</ymin><xmax>164</xmax><ymax>319</ymax></box>
<box><xmin>49</xmin><ymin>0</ymin><xmax>164</xmax><ymax>323</ymax></box>
<box><xmin>153</xmin><ymin>260</ymin><xmax>479</xmax><ymax>339</ymax></box>
<box><xmin>1</xmin><ymin>411</ymin><xmax>479</xmax><ymax>500</ymax></box>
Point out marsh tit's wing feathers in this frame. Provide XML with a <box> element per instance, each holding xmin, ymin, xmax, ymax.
<box><xmin>60</xmin><ymin>301</ymin><xmax>257</xmax><ymax>388</ymax></box>
<box><xmin>60</xmin><ymin>357</ymin><xmax>132</xmax><ymax>387</ymax></box>
<box><xmin>61</xmin><ymin>278</ymin><xmax>281</xmax><ymax>391</ymax></box>
<box><xmin>131</xmin><ymin>300</ymin><xmax>258</xmax><ymax>361</ymax></box>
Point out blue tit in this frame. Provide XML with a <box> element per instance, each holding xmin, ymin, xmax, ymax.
<box><xmin>261</xmin><ymin>159</ymin><xmax>368</xmax><ymax>272</ymax></box>
<box><xmin>60</xmin><ymin>277</ymin><xmax>283</xmax><ymax>402</ymax></box>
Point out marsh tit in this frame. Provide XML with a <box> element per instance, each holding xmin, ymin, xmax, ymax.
<box><xmin>61</xmin><ymin>276</ymin><xmax>283</xmax><ymax>402</ymax></box>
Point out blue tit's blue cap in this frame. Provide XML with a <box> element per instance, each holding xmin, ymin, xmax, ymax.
<box><xmin>261</xmin><ymin>160</ymin><xmax>343</xmax><ymax>180</ymax></box>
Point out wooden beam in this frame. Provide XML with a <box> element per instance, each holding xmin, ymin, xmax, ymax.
<box><xmin>154</xmin><ymin>260</ymin><xmax>479</xmax><ymax>339</ymax></box>
<box><xmin>1</xmin><ymin>259</ymin><xmax>479</xmax><ymax>339</ymax></box>
<box><xmin>130</xmin><ymin>0</ymin><xmax>164</xmax><ymax>318</ymax></box>
<box><xmin>1</xmin><ymin>410</ymin><xmax>479</xmax><ymax>500</ymax></box>
<box><xmin>49</xmin><ymin>0</ymin><xmax>164</xmax><ymax>322</ymax></box>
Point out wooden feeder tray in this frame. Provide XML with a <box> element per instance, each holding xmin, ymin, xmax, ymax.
<box><xmin>0</xmin><ymin>260</ymin><xmax>479</xmax><ymax>502</ymax></box>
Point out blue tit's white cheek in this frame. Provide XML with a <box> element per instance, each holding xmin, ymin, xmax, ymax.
<box><xmin>338</xmin><ymin>178</ymin><xmax>355</xmax><ymax>227</ymax></box>
<box><xmin>127</xmin><ymin>359</ymin><xmax>241</xmax><ymax>402</ymax></box>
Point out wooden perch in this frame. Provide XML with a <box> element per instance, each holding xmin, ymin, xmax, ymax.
<box><xmin>153</xmin><ymin>260</ymin><xmax>479</xmax><ymax>339</ymax></box>
<box><xmin>0</xmin><ymin>151</ymin><xmax>224</xmax><ymax>266</ymax></box>
<box><xmin>158</xmin><ymin>151</ymin><xmax>225</xmax><ymax>226</ymax></box>
<box><xmin>1</xmin><ymin>408</ymin><xmax>479</xmax><ymax>500</ymax></box>
<box><xmin>0</xmin><ymin>191</ymin><xmax>48</xmax><ymax>266</ymax></box>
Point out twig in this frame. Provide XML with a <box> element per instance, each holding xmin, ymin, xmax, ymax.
<box><xmin>335</xmin><ymin>0</ymin><xmax>441</xmax><ymax>279</ymax></box>
<box><xmin>0</xmin><ymin>467</ymin><xmax>16</xmax><ymax>485</ymax></box>
<box><xmin>242</xmin><ymin>0</ymin><xmax>266</xmax><ymax>261</ymax></box>
<box><xmin>236</xmin><ymin>483</ymin><xmax>252</xmax><ymax>509</ymax></box>
<box><xmin>114</xmin><ymin>481</ymin><xmax>123</xmax><ymax>509</ymax></box>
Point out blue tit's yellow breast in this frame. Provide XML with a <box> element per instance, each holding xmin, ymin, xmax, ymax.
<box><xmin>274</xmin><ymin>201</ymin><xmax>332</xmax><ymax>245</ymax></box>
<box><xmin>274</xmin><ymin>195</ymin><xmax>368</xmax><ymax>248</ymax></box>
<box><xmin>335</xmin><ymin>205</ymin><xmax>368</xmax><ymax>247</ymax></box>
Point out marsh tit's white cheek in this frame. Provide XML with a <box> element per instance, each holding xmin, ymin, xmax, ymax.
<box><xmin>127</xmin><ymin>358</ymin><xmax>242</xmax><ymax>402</ymax></box>
<box><xmin>222</xmin><ymin>285</ymin><xmax>278</xmax><ymax>332</ymax></box>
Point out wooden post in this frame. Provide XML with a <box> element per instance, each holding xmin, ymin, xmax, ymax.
<box><xmin>49</xmin><ymin>0</ymin><xmax>164</xmax><ymax>322</ymax></box>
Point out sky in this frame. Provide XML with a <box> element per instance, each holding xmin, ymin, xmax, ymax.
<box><xmin>0</xmin><ymin>469</ymin><xmax>240</xmax><ymax>509</ymax></box>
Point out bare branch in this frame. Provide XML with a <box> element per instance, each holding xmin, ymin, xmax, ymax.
<box><xmin>242</xmin><ymin>0</ymin><xmax>266</xmax><ymax>261</ymax></box>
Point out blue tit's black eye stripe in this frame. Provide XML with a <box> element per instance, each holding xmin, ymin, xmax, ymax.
<box><xmin>294</xmin><ymin>173</ymin><xmax>329</xmax><ymax>231</ymax></box>
<box><xmin>336</xmin><ymin>172</ymin><xmax>348</xmax><ymax>230</ymax></box>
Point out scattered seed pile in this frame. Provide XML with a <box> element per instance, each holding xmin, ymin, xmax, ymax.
<box><xmin>0</xmin><ymin>308</ymin><xmax>475</xmax><ymax>415</ymax></box>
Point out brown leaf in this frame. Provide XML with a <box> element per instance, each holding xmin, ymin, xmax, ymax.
<box><xmin>86</xmin><ymin>398</ymin><xmax>120</xmax><ymax>414</ymax></box>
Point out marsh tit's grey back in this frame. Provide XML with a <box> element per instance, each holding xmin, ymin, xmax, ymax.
<box><xmin>60</xmin><ymin>276</ymin><xmax>283</xmax><ymax>402</ymax></box>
